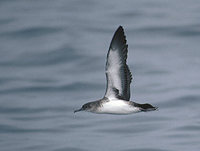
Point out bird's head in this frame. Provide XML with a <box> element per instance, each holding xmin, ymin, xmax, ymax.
<box><xmin>74</xmin><ymin>102</ymin><xmax>92</xmax><ymax>113</ymax></box>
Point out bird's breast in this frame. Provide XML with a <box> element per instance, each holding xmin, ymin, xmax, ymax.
<box><xmin>96</xmin><ymin>100</ymin><xmax>141</xmax><ymax>114</ymax></box>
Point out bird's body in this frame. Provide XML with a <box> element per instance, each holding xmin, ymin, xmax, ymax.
<box><xmin>97</xmin><ymin>99</ymin><xmax>141</xmax><ymax>114</ymax></box>
<box><xmin>74</xmin><ymin>26</ymin><xmax>157</xmax><ymax>115</ymax></box>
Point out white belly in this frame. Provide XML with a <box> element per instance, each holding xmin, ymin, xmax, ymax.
<box><xmin>97</xmin><ymin>100</ymin><xmax>140</xmax><ymax>114</ymax></box>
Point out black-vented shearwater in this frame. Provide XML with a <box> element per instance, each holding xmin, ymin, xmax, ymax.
<box><xmin>74</xmin><ymin>26</ymin><xmax>157</xmax><ymax>114</ymax></box>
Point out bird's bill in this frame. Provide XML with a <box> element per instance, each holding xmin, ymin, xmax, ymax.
<box><xmin>74</xmin><ymin>108</ymin><xmax>83</xmax><ymax>113</ymax></box>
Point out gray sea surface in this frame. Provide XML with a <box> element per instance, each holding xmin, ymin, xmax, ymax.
<box><xmin>0</xmin><ymin>0</ymin><xmax>200</xmax><ymax>151</ymax></box>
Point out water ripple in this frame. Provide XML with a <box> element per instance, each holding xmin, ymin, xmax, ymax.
<box><xmin>0</xmin><ymin>124</ymin><xmax>62</xmax><ymax>134</ymax></box>
<box><xmin>0</xmin><ymin>82</ymin><xmax>103</xmax><ymax>94</ymax></box>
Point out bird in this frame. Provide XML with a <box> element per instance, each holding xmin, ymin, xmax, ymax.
<box><xmin>74</xmin><ymin>26</ymin><xmax>157</xmax><ymax>115</ymax></box>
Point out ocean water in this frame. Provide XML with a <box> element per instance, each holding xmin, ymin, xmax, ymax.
<box><xmin>0</xmin><ymin>0</ymin><xmax>200</xmax><ymax>151</ymax></box>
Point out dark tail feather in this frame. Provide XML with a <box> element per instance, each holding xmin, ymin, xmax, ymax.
<box><xmin>137</xmin><ymin>103</ymin><xmax>158</xmax><ymax>112</ymax></box>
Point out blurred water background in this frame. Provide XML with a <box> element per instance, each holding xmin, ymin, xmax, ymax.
<box><xmin>0</xmin><ymin>0</ymin><xmax>200</xmax><ymax>151</ymax></box>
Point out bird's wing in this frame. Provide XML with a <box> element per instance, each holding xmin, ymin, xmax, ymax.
<box><xmin>104</xmin><ymin>26</ymin><xmax>132</xmax><ymax>101</ymax></box>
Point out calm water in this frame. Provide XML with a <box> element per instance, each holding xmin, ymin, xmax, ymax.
<box><xmin>0</xmin><ymin>0</ymin><xmax>200</xmax><ymax>151</ymax></box>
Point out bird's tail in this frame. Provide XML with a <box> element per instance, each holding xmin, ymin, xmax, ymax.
<box><xmin>137</xmin><ymin>103</ymin><xmax>158</xmax><ymax>112</ymax></box>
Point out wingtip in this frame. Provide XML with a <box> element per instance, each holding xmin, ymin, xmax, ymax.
<box><xmin>116</xmin><ymin>25</ymin><xmax>124</xmax><ymax>33</ymax></box>
<box><xmin>109</xmin><ymin>25</ymin><xmax>126</xmax><ymax>50</ymax></box>
<box><xmin>118</xmin><ymin>25</ymin><xmax>123</xmax><ymax>29</ymax></box>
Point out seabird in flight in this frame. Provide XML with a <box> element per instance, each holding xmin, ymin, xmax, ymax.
<box><xmin>74</xmin><ymin>26</ymin><xmax>157</xmax><ymax>114</ymax></box>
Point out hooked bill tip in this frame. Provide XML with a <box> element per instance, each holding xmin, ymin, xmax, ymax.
<box><xmin>74</xmin><ymin>108</ymin><xmax>82</xmax><ymax>113</ymax></box>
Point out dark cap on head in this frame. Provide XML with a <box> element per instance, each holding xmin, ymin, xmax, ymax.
<box><xmin>74</xmin><ymin>103</ymin><xmax>92</xmax><ymax>113</ymax></box>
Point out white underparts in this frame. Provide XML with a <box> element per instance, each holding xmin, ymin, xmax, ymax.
<box><xmin>96</xmin><ymin>99</ymin><xmax>141</xmax><ymax>114</ymax></box>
